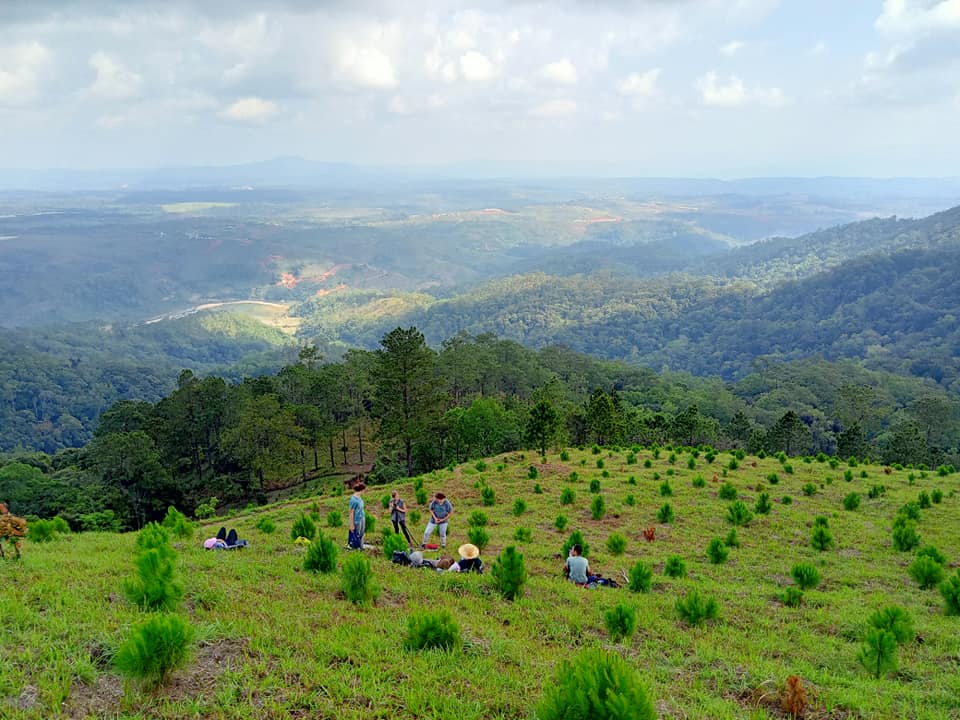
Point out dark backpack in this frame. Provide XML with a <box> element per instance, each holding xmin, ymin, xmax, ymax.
<box><xmin>392</xmin><ymin>550</ymin><xmax>411</xmax><ymax>565</ymax></box>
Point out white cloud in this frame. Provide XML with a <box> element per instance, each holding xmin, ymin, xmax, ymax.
<box><xmin>696</xmin><ymin>71</ymin><xmax>788</xmax><ymax>107</ymax></box>
<box><xmin>89</xmin><ymin>51</ymin><xmax>142</xmax><ymax>99</ymax></box>
<box><xmin>529</xmin><ymin>98</ymin><xmax>577</xmax><ymax>117</ymax></box>
<box><xmin>387</xmin><ymin>95</ymin><xmax>412</xmax><ymax>115</ymax></box>
<box><xmin>720</xmin><ymin>40</ymin><xmax>745</xmax><ymax>57</ymax></box>
<box><xmin>540</xmin><ymin>58</ymin><xmax>578</xmax><ymax>85</ymax></box>
<box><xmin>808</xmin><ymin>40</ymin><xmax>828</xmax><ymax>56</ymax></box>
<box><xmin>0</xmin><ymin>41</ymin><xmax>52</xmax><ymax>106</ymax></box>
<box><xmin>876</xmin><ymin>0</ymin><xmax>960</xmax><ymax>35</ymax></box>
<box><xmin>337</xmin><ymin>43</ymin><xmax>397</xmax><ymax>89</ymax></box>
<box><xmin>223</xmin><ymin>96</ymin><xmax>279</xmax><ymax>123</ymax></box>
<box><xmin>459</xmin><ymin>50</ymin><xmax>496</xmax><ymax>82</ymax></box>
<box><xmin>697</xmin><ymin>71</ymin><xmax>746</xmax><ymax>106</ymax></box>
<box><xmin>618</xmin><ymin>68</ymin><xmax>661</xmax><ymax>98</ymax></box>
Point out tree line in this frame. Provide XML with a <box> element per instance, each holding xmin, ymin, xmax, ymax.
<box><xmin>2</xmin><ymin>328</ymin><xmax>958</xmax><ymax>530</ymax></box>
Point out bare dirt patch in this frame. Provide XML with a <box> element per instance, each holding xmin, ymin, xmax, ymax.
<box><xmin>64</xmin><ymin>637</ymin><xmax>248</xmax><ymax>719</ymax></box>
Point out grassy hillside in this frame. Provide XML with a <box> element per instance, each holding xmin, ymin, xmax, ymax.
<box><xmin>2</xmin><ymin>446</ymin><xmax>958</xmax><ymax>719</ymax></box>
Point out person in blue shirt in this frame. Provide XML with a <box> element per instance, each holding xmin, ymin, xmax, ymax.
<box><xmin>421</xmin><ymin>492</ymin><xmax>454</xmax><ymax>549</ymax></box>
<box><xmin>348</xmin><ymin>482</ymin><xmax>366</xmax><ymax>549</ymax></box>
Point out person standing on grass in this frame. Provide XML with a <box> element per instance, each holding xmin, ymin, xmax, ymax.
<box><xmin>389</xmin><ymin>490</ymin><xmax>413</xmax><ymax>547</ymax></box>
<box><xmin>421</xmin><ymin>492</ymin><xmax>453</xmax><ymax>550</ymax></box>
<box><xmin>348</xmin><ymin>482</ymin><xmax>366</xmax><ymax>549</ymax></box>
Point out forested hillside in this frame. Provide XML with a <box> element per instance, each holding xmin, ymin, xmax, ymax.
<box><xmin>301</xmin><ymin>244</ymin><xmax>960</xmax><ymax>391</ymax></box>
<box><xmin>0</xmin><ymin>313</ymin><xmax>298</xmax><ymax>452</ymax></box>
<box><xmin>3</xmin><ymin>330</ymin><xmax>957</xmax><ymax>531</ymax></box>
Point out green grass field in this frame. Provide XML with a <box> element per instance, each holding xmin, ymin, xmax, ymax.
<box><xmin>2</xmin><ymin>447</ymin><xmax>959</xmax><ymax>719</ymax></box>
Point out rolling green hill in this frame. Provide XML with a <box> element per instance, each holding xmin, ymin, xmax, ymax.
<box><xmin>2</xmin><ymin>446</ymin><xmax>958</xmax><ymax>718</ymax></box>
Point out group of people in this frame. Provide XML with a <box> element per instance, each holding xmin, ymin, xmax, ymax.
<box><xmin>347</xmin><ymin>484</ymin><xmax>454</xmax><ymax>552</ymax></box>
<box><xmin>345</xmin><ymin>481</ymin><xmax>613</xmax><ymax>588</ymax></box>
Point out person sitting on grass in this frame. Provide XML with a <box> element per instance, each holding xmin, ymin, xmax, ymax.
<box><xmin>448</xmin><ymin>543</ymin><xmax>483</xmax><ymax>574</ymax></box>
<box><xmin>348</xmin><ymin>482</ymin><xmax>366</xmax><ymax>550</ymax></box>
<box><xmin>421</xmin><ymin>492</ymin><xmax>453</xmax><ymax>550</ymax></box>
<box><xmin>564</xmin><ymin>543</ymin><xmax>590</xmax><ymax>586</ymax></box>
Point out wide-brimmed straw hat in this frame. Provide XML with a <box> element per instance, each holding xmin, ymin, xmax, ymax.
<box><xmin>458</xmin><ymin>543</ymin><xmax>480</xmax><ymax>559</ymax></box>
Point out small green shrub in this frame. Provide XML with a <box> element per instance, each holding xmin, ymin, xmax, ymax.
<box><xmin>843</xmin><ymin>469</ymin><xmax>854</xmax><ymax>482</ymax></box>
<box><xmin>659</xmin><ymin>480</ymin><xmax>673</xmax><ymax>497</ymax></box>
<box><xmin>940</xmin><ymin>570</ymin><xmax>960</xmax><ymax>615</ymax></box>
<box><xmin>754</xmin><ymin>492</ymin><xmax>772</xmax><ymax>515</ymax></box>
<box><xmin>534</xmin><ymin>483</ymin><xmax>543</xmax><ymax>494</ymax></box>
<box><xmin>891</xmin><ymin>519</ymin><xmax>920</xmax><ymax>552</ymax></box>
<box><xmin>779</xmin><ymin>587</ymin><xmax>804</xmax><ymax>607</ymax></box>
<box><xmin>340</xmin><ymin>552</ymin><xmax>379</xmax><ymax>607</ymax></box>
<box><xmin>114</xmin><ymin>613</ymin><xmax>193</xmax><ymax>685</ymax></box>
<box><xmin>859</xmin><ymin>628</ymin><xmax>897</xmax><ymax>679</ymax></box>
<box><xmin>868</xmin><ymin>484</ymin><xmax>886</xmax><ymax>499</ymax></box>
<box><xmin>527</xmin><ymin>466</ymin><xmax>539</xmax><ymax>480</ymax></box>
<box><xmin>480</xmin><ymin>486</ymin><xmax>496</xmax><ymax>506</ymax></box>
<box><xmin>687</xmin><ymin>456</ymin><xmax>696</xmax><ymax>470</ymax></box>
<box><xmin>291</xmin><ymin>514</ymin><xmax>317</xmax><ymax>541</ymax></box>
<box><xmin>643</xmin><ymin>458</ymin><xmax>653</xmax><ymax>468</ymax></box>
<box><xmin>624</xmin><ymin>494</ymin><xmax>636</xmax><ymax>507</ymax></box>
<box><xmin>791</xmin><ymin>562</ymin><xmax>820</xmax><ymax>590</ymax></box>
<box><xmin>918</xmin><ymin>491</ymin><xmax>931</xmax><ymax>509</ymax></box>
<box><xmin>403</xmin><ymin>610</ymin><xmax>461</xmax><ymax>652</ymax></box>
<box><xmin>562</xmin><ymin>530</ymin><xmax>589</xmax><ymax>558</ymax></box>
<box><xmin>802</xmin><ymin>483</ymin><xmax>817</xmax><ymax>496</ymax></box>
<box><xmin>382</xmin><ymin>529</ymin><xmax>409</xmax><ymax>557</ymax></box>
<box><xmin>537</xmin><ymin>648</ymin><xmax>655</xmax><ymax>720</ymax></box>
<box><xmin>467</xmin><ymin>510</ymin><xmax>488</xmax><ymax>528</ymax></box>
<box><xmin>135</xmin><ymin>523</ymin><xmax>171</xmax><ymax>553</ymax></box>
<box><xmin>304</xmin><ymin>532</ymin><xmax>339</xmax><ymax>573</ymax></box>
<box><xmin>590</xmin><ymin>495</ymin><xmax>606</xmax><ymax>520</ymax></box>
<box><xmin>589</xmin><ymin>478</ymin><xmax>601</xmax><ymax>494</ymax></box>
<box><xmin>724</xmin><ymin>528</ymin><xmax>740</xmax><ymax>548</ymax></box>
<box><xmin>663</xmin><ymin>555</ymin><xmax>687</xmax><ymax>578</ymax></box>
<box><xmin>843</xmin><ymin>493</ymin><xmax>861</xmax><ymax>511</ymax></box>
<box><xmin>656</xmin><ymin>503</ymin><xmax>674</xmax><ymax>524</ymax></box>
<box><xmin>766</xmin><ymin>472</ymin><xmax>779</xmax><ymax>485</ymax></box>
<box><xmin>559</xmin><ymin>450</ymin><xmax>570</xmax><ymax>461</ymax></box>
<box><xmin>909</xmin><ymin>556</ymin><xmax>944</xmax><ymax>590</ymax></box>
<box><xmin>814</xmin><ymin>515</ymin><xmax>829</xmax><ymax>528</ymax></box>
<box><xmin>783</xmin><ymin>464</ymin><xmax>794</xmax><ymax>475</ymax></box>
<box><xmin>467</xmin><ymin>526</ymin><xmax>490</xmax><ymax>552</ymax></box>
<box><xmin>491</xmin><ymin>546</ymin><xmax>527</xmax><ymax>600</ymax></box>
<box><xmin>932</xmin><ymin>488</ymin><xmax>943</xmax><ymax>503</ymax></box>
<box><xmin>692</xmin><ymin>475</ymin><xmax>706</xmax><ymax>488</ymax></box>
<box><xmin>123</xmin><ymin>547</ymin><xmax>183</xmax><ymax>612</ymax></box>
<box><xmin>868</xmin><ymin>606</ymin><xmax>913</xmax><ymax>644</ymax></box>
<box><xmin>194</xmin><ymin>496</ymin><xmax>218</xmax><ymax>519</ymax></box>
<box><xmin>416</xmin><ymin>488</ymin><xmax>429</xmax><ymax>505</ymax></box>
<box><xmin>811</xmin><ymin>525</ymin><xmax>834</xmax><ymax>552</ymax></box>
<box><xmin>707</xmin><ymin>537</ymin><xmax>729</xmax><ymax>564</ymax></box>
<box><xmin>676</xmin><ymin>589</ymin><xmax>719</xmax><ymax>627</ymax></box>
<box><xmin>27</xmin><ymin>519</ymin><xmax>56</xmax><ymax>543</ymax></box>
<box><xmin>726</xmin><ymin>501</ymin><xmax>753</xmax><ymax>526</ymax></box>
<box><xmin>917</xmin><ymin>545</ymin><xmax>947</xmax><ymax>566</ymax></box>
<box><xmin>628</xmin><ymin>561</ymin><xmax>653</xmax><ymax>593</ymax></box>
<box><xmin>513</xmin><ymin>527</ymin><xmax>532</xmax><ymax>543</ymax></box>
<box><xmin>475</xmin><ymin>460</ymin><xmax>487</xmax><ymax>472</ymax></box>
<box><xmin>326</xmin><ymin>510</ymin><xmax>342</xmax><ymax>528</ymax></box>
<box><xmin>512</xmin><ymin>498</ymin><xmax>527</xmax><ymax>516</ymax></box>
<box><xmin>782</xmin><ymin>495</ymin><xmax>793</xmax><ymax>505</ymax></box>
<box><xmin>254</xmin><ymin>516</ymin><xmax>276</xmax><ymax>534</ymax></box>
<box><xmin>718</xmin><ymin>482</ymin><xmax>738</xmax><ymax>501</ymax></box>
<box><xmin>606</xmin><ymin>533</ymin><xmax>627</xmax><ymax>555</ymax></box>
<box><xmin>604</xmin><ymin>603</ymin><xmax>637</xmax><ymax>643</ymax></box>
<box><xmin>560</xmin><ymin>488</ymin><xmax>575</xmax><ymax>505</ymax></box>
<box><xmin>554</xmin><ymin>515</ymin><xmax>568</xmax><ymax>532</ymax></box>
<box><xmin>898</xmin><ymin>502</ymin><xmax>921</xmax><ymax>521</ymax></box>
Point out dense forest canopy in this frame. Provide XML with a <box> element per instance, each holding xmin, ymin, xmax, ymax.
<box><xmin>2</xmin><ymin>330</ymin><xmax>957</xmax><ymax>532</ymax></box>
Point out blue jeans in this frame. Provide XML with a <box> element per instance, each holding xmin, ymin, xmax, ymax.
<box><xmin>422</xmin><ymin>520</ymin><xmax>448</xmax><ymax>547</ymax></box>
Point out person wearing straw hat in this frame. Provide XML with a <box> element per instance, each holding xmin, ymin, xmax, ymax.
<box><xmin>449</xmin><ymin>543</ymin><xmax>483</xmax><ymax>573</ymax></box>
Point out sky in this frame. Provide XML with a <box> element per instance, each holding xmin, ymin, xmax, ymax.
<box><xmin>1</xmin><ymin>0</ymin><xmax>959</xmax><ymax>177</ymax></box>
